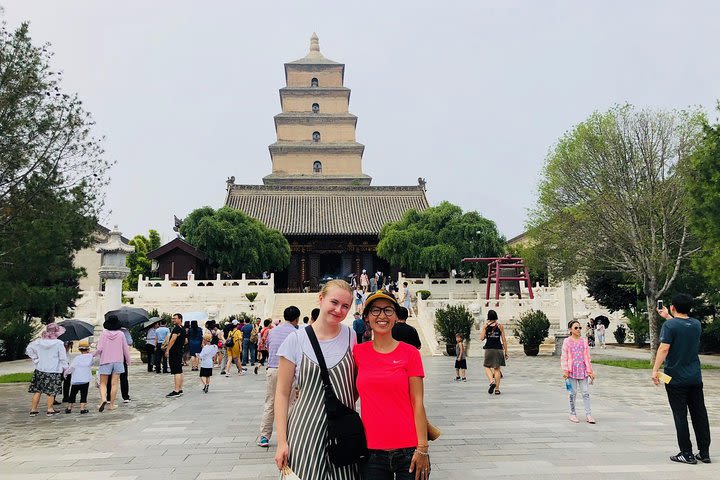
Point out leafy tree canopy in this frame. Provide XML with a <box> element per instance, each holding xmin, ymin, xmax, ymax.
<box><xmin>179</xmin><ymin>207</ymin><xmax>290</xmax><ymax>276</ymax></box>
<box><xmin>124</xmin><ymin>229</ymin><xmax>161</xmax><ymax>290</ymax></box>
<box><xmin>0</xmin><ymin>19</ymin><xmax>109</xmax><ymax>325</ymax></box>
<box><xmin>684</xmin><ymin>106</ymin><xmax>720</xmax><ymax>300</ymax></box>
<box><xmin>377</xmin><ymin>201</ymin><xmax>505</xmax><ymax>274</ymax></box>
<box><xmin>527</xmin><ymin>104</ymin><xmax>705</xmax><ymax>357</ymax></box>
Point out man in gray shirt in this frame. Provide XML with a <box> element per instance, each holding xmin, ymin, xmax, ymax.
<box><xmin>257</xmin><ymin>306</ymin><xmax>299</xmax><ymax>448</ymax></box>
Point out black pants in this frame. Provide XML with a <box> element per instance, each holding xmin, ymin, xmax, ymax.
<box><xmin>145</xmin><ymin>344</ymin><xmax>155</xmax><ymax>372</ymax></box>
<box><xmin>154</xmin><ymin>347</ymin><xmax>168</xmax><ymax>373</ymax></box>
<box><xmin>106</xmin><ymin>362</ymin><xmax>130</xmax><ymax>401</ymax></box>
<box><xmin>362</xmin><ymin>448</ymin><xmax>416</xmax><ymax>480</ymax></box>
<box><xmin>69</xmin><ymin>383</ymin><xmax>89</xmax><ymax>404</ymax></box>
<box><xmin>665</xmin><ymin>383</ymin><xmax>711</xmax><ymax>455</ymax></box>
<box><xmin>62</xmin><ymin>373</ymin><xmax>72</xmax><ymax>402</ymax></box>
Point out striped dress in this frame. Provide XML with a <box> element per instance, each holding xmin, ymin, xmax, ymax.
<box><xmin>285</xmin><ymin>330</ymin><xmax>360</xmax><ymax>480</ymax></box>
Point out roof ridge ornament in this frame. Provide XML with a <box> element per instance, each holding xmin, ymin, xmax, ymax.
<box><xmin>310</xmin><ymin>32</ymin><xmax>320</xmax><ymax>53</ymax></box>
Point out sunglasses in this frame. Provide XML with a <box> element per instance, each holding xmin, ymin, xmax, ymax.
<box><xmin>572</xmin><ymin>326</ymin><xmax>581</xmax><ymax>330</ymax></box>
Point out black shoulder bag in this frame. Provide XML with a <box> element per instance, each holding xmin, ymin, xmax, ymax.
<box><xmin>306</xmin><ymin>326</ymin><xmax>368</xmax><ymax>467</ymax></box>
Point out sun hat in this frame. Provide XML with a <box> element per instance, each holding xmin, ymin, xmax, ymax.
<box><xmin>78</xmin><ymin>339</ymin><xmax>90</xmax><ymax>350</ymax></box>
<box><xmin>231</xmin><ymin>319</ymin><xmax>239</xmax><ymax>325</ymax></box>
<box><xmin>41</xmin><ymin>323</ymin><xmax>66</xmax><ymax>340</ymax></box>
<box><xmin>362</xmin><ymin>290</ymin><xmax>399</xmax><ymax>318</ymax></box>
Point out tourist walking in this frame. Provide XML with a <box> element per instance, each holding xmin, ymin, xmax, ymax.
<box><xmin>154</xmin><ymin>321</ymin><xmax>170</xmax><ymax>373</ymax></box>
<box><xmin>454</xmin><ymin>333</ymin><xmax>467</xmax><ymax>382</ymax></box>
<box><xmin>225</xmin><ymin>321</ymin><xmax>244</xmax><ymax>377</ymax></box>
<box><xmin>594</xmin><ymin>320</ymin><xmax>606</xmax><ymax>349</ymax></box>
<box><xmin>220</xmin><ymin>319</ymin><xmax>236</xmax><ymax>374</ymax></box>
<box><xmin>401</xmin><ymin>282</ymin><xmax>412</xmax><ymax>316</ymax></box>
<box><xmin>653</xmin><ymin>293</ymin><xmax>712</xmax><ymax>464</ymax></box>
<box><xmin>360</xmin><ymin>269</ymin><xmax>369</xmax><ymax>292</ymax></box>
<box><xmin>561</xmin><ymin>320</ymin><xmax>595</xmax><ymax>424</ymax></box>
<box><xmin>241</xmin><ymin>317</ymin><xmax>256</xmax><ymax>367</ymax></box>
<box><xmin>256</xmin><ymin>319</ymin><xmax>272</xmax><ymax>371</ymax></box>
<box><xmin>352</xmin><ymin>311</ymin><xmax>365</xmax><ymax>344</ymax></box>
<box><xmin>188</xmin><ymin>320</ymin><xmax>203</xmax><ymax>371</ymax></box>
<box><xmin>105</xmin><ymin>327</ymin><xmax>132</xmax><ymax>403</ymax></box>
<box><xmin>480</xmin><ymin>310</ymin><xmax>508</xmax><ymax>395</ymax></box>
<box><xmin>354</xmin><ymin>285</ymin><xmax>365</xmax><ymax>314</ymax></box>
<box><xmin>95</xmin><ymin>315</ymin><xmax>131</xmax><ymax>411</ymax></box>
<box><xmin>25</xmin><ymin>323</ymin><xmax>69</xmax><ymax>416</ymax></box>
<box><xmin>165</xmin><ymin>313</ymin><xmax>186</xmax><ymax>397</ymax></box>
<box><xmin>197</xmin><ymin>334</ymin><xmax>218</xmax><ymax>393</ymax></box>
<box><xmin>354</xmin><ymin>290</ymin><xmax>430</xmax><ymax>479</ymax></box>
<box><xmin>257</xmin><ymin>306</ymin><xmax>299</xmax><ymax>448</ymax></box>
<box><xmin>209</xmin><ymin>321</ymin><xmax>224</xmax><ymax>367</ymax></box>
<box><xmin>274</xmin><ymin>280</ymin><xmax>360</xmax><ymax>479</ymax></box>
<box><xmin>64</xmin><ymin>340</ymin><xmax>94</xmax><ymax>414</ymax></box>
<box><xmin>392</xmin><ymin>306</ymin><xmax>421</xmax><ymax>349</ymax></box>
<box><xmin>145</xmin><ymin>322</ymin><xmax>157</xmax><ymax>372</ymax></box>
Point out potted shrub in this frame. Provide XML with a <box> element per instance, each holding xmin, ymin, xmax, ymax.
<box><xmin>435</xmin><ymin>304</ymin><xmax>474</xmax><ymax>356</ymax></box>
<box><xmin>416</xmin><ymin>290</ymin><xmax>431</xmax><ymax>300</ymax></box>
<box><xmin>613</xmin><ymin>324</ymin><xmax>627</xmax><ymax>345</ymax></box>
<box><xmin>513</xmin><ymin>309</ymin><xmax>550</xmax><ymax>356</ymax></box>
<box><xmin>245</xmin><ymin>292</ymin><xmax>258</xmax><ymax>302</ymax></box>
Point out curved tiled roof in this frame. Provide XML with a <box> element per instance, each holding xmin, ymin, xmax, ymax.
<box><xmin>225</xmin><ymin>185</ymin><xmax>429</xmax><ymax>236</ymax></box>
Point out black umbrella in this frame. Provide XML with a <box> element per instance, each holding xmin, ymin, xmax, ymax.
<box><xmin>105</xmin><ymin>307</ymin><xmax>149</xmax><ymax>329</ymax></box>
<box><xmin>596</xmin><ymin>315</ymin><xmax>610</xmax><ymax>328</ymax></box>
<box><xmin>56</xmin><ymin>319</ymin><xmax>95</xmax><ymax>342</ymax></box>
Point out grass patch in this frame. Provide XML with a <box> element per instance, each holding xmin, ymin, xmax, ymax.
<box><xmin>594</xmin><ymin>359</ymin><xmax>720</xmax><ymax>370</ymax></box>
<box><xmin>0</xmin><ymin>372</ymin><xmax>33</xmax><ymax>383</ymax></box>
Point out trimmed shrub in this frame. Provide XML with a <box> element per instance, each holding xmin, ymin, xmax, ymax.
<box><xmin>416</xmin><ymin>290</ymin><xmax>431</xmax><ymax>300</ymax></box>
<box><xmin>513</xmin><ymin>310</ymin><xmax>550</xmax><ymax>347</ymax></box>
<box><xmin>434</xmin><ymin>305</ymin><xmax>474</xmax><ymax>344</ymax></box>
<box><xmin>613</xmin><ymin>324</ymin><xmax>627</xmax><ymax>344</ymax></box>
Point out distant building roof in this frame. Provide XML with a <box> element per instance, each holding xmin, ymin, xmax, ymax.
<box><xmin>147</xmin><ymin>237</ymin><xmax>208</xmax><ymax>261</ymax></box>
<box><xmin>225</xmin><ymin>184</ymin><xmax>429</xmax><ymax>236</ymax></box>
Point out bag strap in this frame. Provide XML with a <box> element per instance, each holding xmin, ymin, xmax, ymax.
<box><xmin>306</xmin><ymin>326</ymin><xmax>332</xmax><ymax>388</ymax></box>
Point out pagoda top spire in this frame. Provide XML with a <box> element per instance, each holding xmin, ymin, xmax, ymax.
<box><xmin>288</xmin><ymin>33</ymin><xmax>341</xmax><ymax>65</ymax></box>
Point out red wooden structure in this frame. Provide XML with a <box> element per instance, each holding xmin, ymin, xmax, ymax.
<box><xmin>461</xmin><ymin>255</ymin><xmax>534</xmax><ymax>300</ymax></box>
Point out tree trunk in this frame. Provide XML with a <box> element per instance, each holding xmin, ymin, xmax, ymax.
<box><xmin>646</xmin><ymin>294</ymin><xmax>660</xmax><ymax>362</ymax></box>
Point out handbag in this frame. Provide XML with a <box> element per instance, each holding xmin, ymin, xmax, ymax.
<box><xmin>306</xmin><ymin>326</ymin><xmax>368</xmax><ymax>467</ymax></box>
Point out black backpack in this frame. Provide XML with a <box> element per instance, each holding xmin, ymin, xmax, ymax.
<box><xmin>306</xmin><ymin>326</ymin><xmax>368</xmax><ymax>467</ymax></box>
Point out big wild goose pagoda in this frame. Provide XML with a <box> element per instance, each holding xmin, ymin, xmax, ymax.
<box><xmin>224</xmin><ymin>34</ymin><xmax>429</xmax><ymax>292</ymax></box>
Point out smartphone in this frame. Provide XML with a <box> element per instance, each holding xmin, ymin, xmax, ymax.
<box><xmin>657</xmin><ymin>300</ymin><xmax>663</xmax><ymax>310</ymax></box>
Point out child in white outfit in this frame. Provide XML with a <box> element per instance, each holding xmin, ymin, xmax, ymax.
<box><xmin>197</xmin><ymin>334</ymin><xmax>218</xmax><ymax>393</ymax></box>
<box><xmin>65</xmin><ymin>342</ymin><xmax>94</xmax><ymax>414</ymax></box>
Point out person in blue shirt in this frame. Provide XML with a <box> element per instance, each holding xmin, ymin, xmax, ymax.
<box><xmin>241</xmin><ymin>317</ymin><xmax>257</xmax><ymax>367</ymax></box>
<box><xmin>154</xmin><ymin>322</ymin><xmax>170</xmax><ymax>373</ymax></box>
<box><xmin>653</xmin><ymin>293</ymin><xmax>711</xmax><ymax>465</ymax></box>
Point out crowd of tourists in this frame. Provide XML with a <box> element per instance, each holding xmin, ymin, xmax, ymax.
<box><xmin>22</xmin><ymin>282</ymin><xmax>712</xmax><ymax>475</ymax></box>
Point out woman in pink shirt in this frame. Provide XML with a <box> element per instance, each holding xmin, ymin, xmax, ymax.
<box><xmin>354</xmin><ymin>291</ymin><xmax>430</xmax><ymax>480</ymax></box>
<box><xmin>561</xmin><ymin>320</ymin><xmax>595</xmax><ymax>424</ymax></box>
<box><xmin>95</xmin><ymin>315</ymin><xmax>131</xmax><ymax>412</ymax></box>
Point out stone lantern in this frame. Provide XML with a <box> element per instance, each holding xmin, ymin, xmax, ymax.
<box><xmin>96</xmin><ymin>226</ymin><xmax>134</xmax><ymax>314</ymax></box>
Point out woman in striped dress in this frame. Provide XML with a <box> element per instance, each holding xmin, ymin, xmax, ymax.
<box><xmin>274</xmin><ymin>279</ymin><xmax>360</xmax><ymax>480</ymax></box>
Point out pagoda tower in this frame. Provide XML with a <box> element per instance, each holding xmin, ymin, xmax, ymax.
<box><xmin>263</xmin><ymin>33</ymin><xmax>371</xmax><ymax>186</ymax></box>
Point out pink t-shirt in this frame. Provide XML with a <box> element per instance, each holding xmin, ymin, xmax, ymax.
<box><xmin>353</xmin><ymin>341</ymin><xmax>425</xmax><ymax>450</ymax></box>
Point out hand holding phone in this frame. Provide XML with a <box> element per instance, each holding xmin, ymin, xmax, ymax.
<box><xmin>657</xmin><ymin>300</ymin><xmax>664</xmax><ymax>310</ymax></box>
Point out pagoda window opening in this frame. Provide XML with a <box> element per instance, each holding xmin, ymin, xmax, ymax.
<box><xmin>312</xmin><ymin>103</ymin><xmax>320</xmax><ymax>113</ymax></box>
<box><xmin>311</xmin><ymin>77</ymin><xmax>319</xmax><ymax>87</ymax></box>
<box><xmin>313</xmin><ymin>161</ymin><xmax>322</xmax><ymax>173</ymax></box>
<box><xmin>312</xmin><ymin>131</ymin><xmax>321</xmax><ymax>142</ymax></box>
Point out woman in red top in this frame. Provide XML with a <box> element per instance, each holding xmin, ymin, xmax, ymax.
<box><xmin>353</xmin><ymin>291</ymin><xmax>430</xmax><ymax>480</ymax></box>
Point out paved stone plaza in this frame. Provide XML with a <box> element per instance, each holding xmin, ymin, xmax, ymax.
<box><xmin>0</xmin><ymin>348</ymin><xmax>718</xmax><ymax>479</ymax></box>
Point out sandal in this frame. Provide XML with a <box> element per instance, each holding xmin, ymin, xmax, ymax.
<box><xmin>98</xmin><ymin>401</ymin><xmax>107</xmax><ymax>412</ymax></box>
<box><xmin>65</xmin><ymin>408</ymin><xmax>72</xmax><ymax>414</ymax></box>
<box><xmin>29</xmin><ymin>411</ymin><xmax>39</xmax><ymax>417</ymax></box>
<box><xmin>494</xmin><ymin>390</ymin><xmax>502</xmax><ymax>395</ymax></box>
<box><xmin>586</xmin><ymin>416</ymin><xmax>596</xmax><ymax>424</ymax></box>
<box><xmin>488</xmin><ymin>383</ymin><xmax>496</xmax><ymax>394</ymax></box>
<box><xmin>80</xmin><ymin>409</ymin><xmax>89</xmax><ymax>414</ymax></box>
<box><xmin>46</xmin><ymin>410</ymin><xmax>60</xmax><ymax>416</ymax></box>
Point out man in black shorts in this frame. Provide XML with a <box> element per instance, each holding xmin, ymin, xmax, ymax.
<box><xmin>165</xmin><ymin>313</ymin><xmax>186</xmax><ymax>397</ymax></box>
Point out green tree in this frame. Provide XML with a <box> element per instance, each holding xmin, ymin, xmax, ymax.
<box><xmin>377</xmin><ymin>201</ymin><xmax>505</xmax><ymax>275</ymax></box>
<box><xmin>528</xmin><ymin>105</ymin><xmax>705</xmax><ymax>359</ymax></box>
<box><xmin>179</xmin><ymin>207</ymin><xmax>290</xmax><ymax>276</ymax></box>
<box><xmin>0</xmin><ymin>19</ymin><xmax>108</xmax><ymax>330</ymax></box>
<box><xmin>123</xmin><ymin>229</ymin><xmax>161</xmax><ymax>290</ymax></box>
<box><xmin>685</xmin><ymin>107</ymin><xmax>720</xmax><ymax>299</ymax></box>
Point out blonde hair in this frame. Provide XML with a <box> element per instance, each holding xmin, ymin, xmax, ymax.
<box><xmin>319</xmin><ymin>279</ymin><xmax>353</xmax><ymax>297</ymax></box>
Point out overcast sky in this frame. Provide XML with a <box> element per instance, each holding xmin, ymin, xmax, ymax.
<box><xmin>3</xmin><ymin>1</ymin><xmax>719</xmax><ymax>243</ymax></box>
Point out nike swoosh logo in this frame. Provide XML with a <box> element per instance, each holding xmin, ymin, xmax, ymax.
<box><xmin>393</xmin><ymin>360</ymin><xmax>401</xmax><ymax>364</ymax></box>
